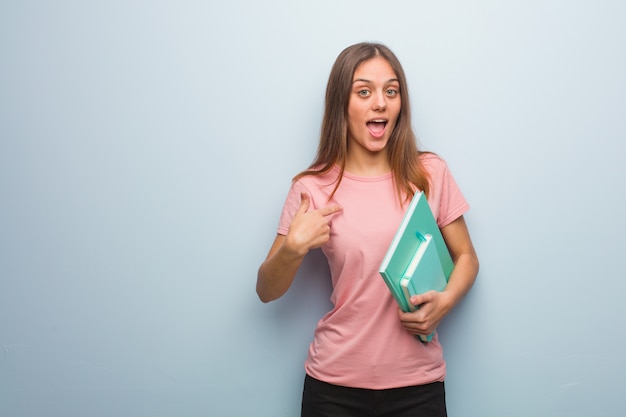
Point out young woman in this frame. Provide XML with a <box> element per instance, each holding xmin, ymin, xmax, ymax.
<box><xmin>257</xmin><ymin>42</ymin><xmax>479</xmax><ymax>417</ymax></box>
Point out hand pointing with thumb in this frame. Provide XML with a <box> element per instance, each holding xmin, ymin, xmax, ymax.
<box><xmin>285</xmin><ymin>193</ymin><xmax>342</xmax><ymax>256</ymax></box>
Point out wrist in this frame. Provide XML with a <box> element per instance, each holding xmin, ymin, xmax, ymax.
<box><xmin>281</xmin><ymin>236</ymin><xmax>309</xmax><ymax>259</ymax></box>
<box><xmin>439</xmin><ymin>289</ymin><xmax>458</xmax><ymax>314</ymax></box>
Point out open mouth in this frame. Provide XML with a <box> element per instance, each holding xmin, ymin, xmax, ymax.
<box><xmin>366</xmin><ymin>119</ymin><xmax>388</xmax><ymax>137</ymax></box>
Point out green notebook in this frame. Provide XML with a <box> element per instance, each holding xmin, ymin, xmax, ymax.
<box><xmin>400</xmin><ymin>233</ymin><xmax>447</xmax><ymax>309</ymax></box>
<box><xmin>378</xmin><ymin>191</ymin><xmax>454</xmax><ymax>341</ymax></box>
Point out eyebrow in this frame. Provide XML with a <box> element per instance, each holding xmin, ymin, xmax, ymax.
<box><xmin>352</xmin><ymin>78</ymin><xmax>400</xmax><ymax>84</ymax></box>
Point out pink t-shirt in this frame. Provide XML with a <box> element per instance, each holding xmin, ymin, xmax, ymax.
<box><xmin>277</xmin><ymin>154</ymin><xmax>469</xmax><ymax>389</ymax></box>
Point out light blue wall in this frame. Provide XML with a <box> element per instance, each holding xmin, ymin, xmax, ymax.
<box><xmin>2</xmin><ymin>1</ymin><xmax>625</xmax><ymax>416</ymax></box>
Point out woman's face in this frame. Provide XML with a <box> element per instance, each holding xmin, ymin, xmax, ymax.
<box><xmin>346</xmin><ymin>56</ymin><xmax>401</xmax><ymax>157</ymax></box>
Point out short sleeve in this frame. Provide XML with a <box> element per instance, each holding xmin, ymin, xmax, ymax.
<box><xmin>421</xmin><ymin>154</ymin><xmax>470</xmax><ymax>228</ymax></box>
<box><xmin>277</xmin><ymin>181</ymin><xmax>313</xmax><ymax>236</ymax></box>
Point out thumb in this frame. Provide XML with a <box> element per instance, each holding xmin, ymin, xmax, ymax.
<box><xmin>410</xmin><ymin>291</ymin><xmax>434</xmax><ymax>307</ymax></box>
<box><xmin>297</xmin><ymin>192</ymin><xmax>311</xmax><ymax>214</ymax></box>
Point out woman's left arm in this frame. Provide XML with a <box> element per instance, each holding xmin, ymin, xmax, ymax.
<box><xmin>399</xmin><ymin>215</ymin><xmax>479</xmax><ymax>337</ymax></box>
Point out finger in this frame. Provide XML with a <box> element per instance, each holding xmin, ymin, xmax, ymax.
<box><xmin>398</xmin><ymin>309</ymin><xmax>424</xmax><ymax>324</ymax></box>
<box><xmin>410</xmin><ymin>291</ymin><xmax>434</xmax><ymax>307</ymax></box>
<box><xmin>318</xmin><ymin>204</ymin><xmax>343</xmax><ymax>217</ymax></box>
<box><xmin>297</xmin><ymin>193</ymin><xmax>311</xmax><ymax>214</ymax></box>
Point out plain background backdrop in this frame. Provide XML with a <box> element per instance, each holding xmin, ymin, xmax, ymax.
<box><xmin>2</xmin><ymin>1</ymin><xmax>625</xmax><ymax>416</ymax></box>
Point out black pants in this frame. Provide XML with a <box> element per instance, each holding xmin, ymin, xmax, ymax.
<box><xmin>301</xmin><ymin>374</ymin><xmax>447</xmax><ymax>417</ymax></box>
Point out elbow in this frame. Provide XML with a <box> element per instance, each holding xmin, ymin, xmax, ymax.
<box><xmin>470</xmin><ymin>253</ymin><xmax>480</xmax><ymax>282</ymax></box>
<box><xmin>256</xmin><ymin>287</ymin><xmax>274</xmax><ymax>303</ymax></box>
<box><xmin>256</xmin><ymin>288</ymin><xmax>282</xmax><ymax>304</ymax></box>
<box><xmin>256</xmin><ymin>274</ymin><xmax>282</xmax><ymax>303</ymax></box>
<box><xmin>256</xmin><ymin>280</ymin><xmax>270</xmax><ymax>303</ymax></box>
<box><xmin>256</xmin><ymin>280</ymin><xmax>287</xmax><ymax>303</ymax></box>
<box><xmin>469</xmin><ymin>249</ymin><xmax>479</xmax><ymax>269</ymax></box>
<box><xmin>256</xmin><ymin>260</ymin><xmax>293</xmax><ymax>303</ymax></box>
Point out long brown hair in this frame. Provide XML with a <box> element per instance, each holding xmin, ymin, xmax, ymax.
<box><xmin>295</xmin><ymin>42</ymin><xmax>430</xmax><ymax>203</ymax></box>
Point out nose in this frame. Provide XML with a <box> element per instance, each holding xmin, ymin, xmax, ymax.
<box><xmin>372</xmin><ymin>92</ymin><xmax>387</xmax><ymax>111</ymax></box>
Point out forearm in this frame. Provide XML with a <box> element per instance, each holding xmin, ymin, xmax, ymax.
<box><xmin>439</xmin><ymin>216</ymin><xmax>479</xmax><ymax>314</ymax></box>
<box><xmin>441</xmin><ymin>251</ymin><xmax>479</xmax><ymax>312</ymax></box>
<box><xmin>256</xmin><ymin>236</ymin><xmax>306</xmax><ymax>303</ymax></box>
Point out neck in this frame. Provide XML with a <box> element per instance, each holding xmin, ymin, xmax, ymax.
<box><xmin>344</xmin><ymin>150</ymin><xmax>391</xmax><ymax>177</ymax></box>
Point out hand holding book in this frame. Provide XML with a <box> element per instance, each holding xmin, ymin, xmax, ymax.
<box><xmin>378</xmin><ymin>192</ymin><xmax>454</xmax><ymax>342</ymax></box>
<box><xmin>399</xmin><ymin>290</ymin><xmax>455</xmax><ymax>342</ymax></box>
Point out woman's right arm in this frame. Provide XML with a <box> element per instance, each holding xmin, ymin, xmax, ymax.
<box><xmin>256</xmin><ymin>193</ymin><xmax>342</xmax><ymax>303</ymax></box>
<box><xmin>256</xmin><ymin>234</ymin><xmax>305</xmax><ymax>303</ymax></box>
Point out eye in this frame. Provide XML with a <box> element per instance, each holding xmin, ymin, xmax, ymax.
<box><xmin>358</xmin><ymin>89</ymin><xmax>371</xmax><ymax>97</ymax></box>
<box><xmin>386</xmin><ymin>88</ymin><xmax>399</xmax><ymax>97</ymax></box>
